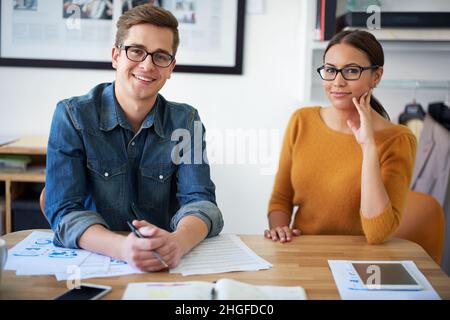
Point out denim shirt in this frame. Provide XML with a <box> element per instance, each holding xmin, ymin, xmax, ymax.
<box><xmin>45</xmin><ymin>82</ymin><xmax>223</xmax><ymax>248</ymax></box>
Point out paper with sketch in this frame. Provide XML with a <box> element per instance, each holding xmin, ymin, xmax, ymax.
<box><xmin>14</xmin><ymin>250</ymin><xmax>111</xmax><ymax>277</ymax></box>
<box><xmin>170</xmin><ymin>234</ymin><xmax>272</xmax><ymax>276</ymax></box>
<box><xmin>54</xmin><ymin>257</ymin><xmax>143</xmax><ymax>281</ymax></box>
<box><xmin>122</xmin><ymin>278</ymin><xmax>307</xmax><ymax>300</ymax></box>
<box><xmin>50</xmin><ymin>253</ymin><xmax>110</xmax><ymax>280</ymax></box>
<box><xmin>328</xmin><ymin>260</ymin><xmax>441</xmax><ymax>300</ymax></box>
<box><xmin>5</xmin><ymin>231</ymin><xmax>91</xmax><ymax>273</ymax></box>
<box><xmin>6</xmin><ymin>231</ymin><xmax>143</xmax><ymax>280</ymax></box>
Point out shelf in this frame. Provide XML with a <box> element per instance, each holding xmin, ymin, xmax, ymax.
<box><xmin>0</xmin><ymin>167</ymin><xmax>46</xmax><ymax>183</ymax></box>
<box><xmin>0</xmin><ymin>136</ymin><xmax>47</xmax><ymax>234</ymax></box>
<box><xmin>379</xmin><ymin>80</ymin><xmax>450</xmax><ymax>90</ymax></box>
<box><xmin>310</xmin><ymin>79</ymin><xmax>450</xmax><ymax>91</ymax></box>
<box><xmin>345</xmin><ymin>27</ymin><xmax>450</xmax><ymax>41</ymax></box>
<box><xmin>312</xmin><ymin>41</ymin><xmax>329</xmax><ymax>50</ymax></box>
<box><xmin>311</xmin><ymin>40</ymin><xmax>450</xmax><ymax>52</ymax></box>
<box><xmin>0</xmin><ymin>135</ymin><xmax>47</xmax><ymax>155</ymax></box>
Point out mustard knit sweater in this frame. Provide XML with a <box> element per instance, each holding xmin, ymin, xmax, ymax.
<box><xmin>268</xmin><ymin>107</ymin><xmax>417</xmax><ymax>244</ymax></box>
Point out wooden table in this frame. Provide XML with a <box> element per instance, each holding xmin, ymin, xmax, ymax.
<box><xmin>1</xmin><ymin>230</ymin><xmax>449</xmax><ymax>300</ymax></box>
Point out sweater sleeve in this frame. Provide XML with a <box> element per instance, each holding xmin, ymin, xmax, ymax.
<box><xmin>360</xmin><ymin>132</ymin><xmax>417</xmax><ymax>244</ymax></box>
<box><xmin>268</xmin><ymin>110</ymin><xmax>300</xmax><ymax>216</ymax></box>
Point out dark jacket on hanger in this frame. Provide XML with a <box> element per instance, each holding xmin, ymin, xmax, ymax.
<box><xmin>398</xmin><ymin>102</ymin><xmax>426</xmax><ymax>142</ymax></box>
<box><xmin>428</xmin><ymin>102</ymin><xmax>450</xmax><ymax>131</ymax></box>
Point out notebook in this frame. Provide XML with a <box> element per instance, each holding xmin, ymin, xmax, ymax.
<box><xmin>122</xmin><ymin>278</ymin><xmax>307</xmax><ymax>300</ymax></box>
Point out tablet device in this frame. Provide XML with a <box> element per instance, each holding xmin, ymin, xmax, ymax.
<box><xmin>54</xmin><ymin>283</ymin><xmax>112</xmax><ymax>300</ymax></box>
<box><xmin>349</xmin><ymin>261</ymin><xmax>423</xmax><ymax>290</ymax></box>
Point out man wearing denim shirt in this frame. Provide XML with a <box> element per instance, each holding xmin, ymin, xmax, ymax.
<box><xmin>45</xmin><ymin>5</ymin><xmax>223</xmax><ymax>272</ymax></box>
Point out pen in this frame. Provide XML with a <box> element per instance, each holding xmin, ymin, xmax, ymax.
<box><xmin>126</xmin><ymin>221</ymin><xmax>169</xmax><ymax>268</ymax></box>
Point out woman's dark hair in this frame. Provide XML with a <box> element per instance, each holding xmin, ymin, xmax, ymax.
<box><xmin>323</xmin><ymin>30</ymin><xmax>390</xmax><ymax>120</ymax></box>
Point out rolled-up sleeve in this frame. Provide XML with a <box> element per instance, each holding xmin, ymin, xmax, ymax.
<box><xmin>53</xmin><ymin>210</ymin><xmax>109</xmax><ymax>248</ymax></box>
<box><xmin>171</xmin><ymin>110</ymin><xmax>224</xmax><ymax>237</ymax></box>
<box><xmin>170</xmin><ymin>200</ymin><xmax>223</xmax><ymax>237</ymax></box>
<box><xmin>45</xmin><ymin>101</ymin><xmax>108</xmax><ymax>248</ymax></box>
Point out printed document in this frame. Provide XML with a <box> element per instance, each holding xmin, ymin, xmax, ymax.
<box><xmin>170</xmin><ymin>234</ymin><xmax>272</xmax><ymax>276</ymax></box>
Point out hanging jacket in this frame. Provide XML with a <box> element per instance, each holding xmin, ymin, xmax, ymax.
<box><xmin>411</xmin><ymin>114</ymin><xmax>450</xmax><ymax>275</ymax></box>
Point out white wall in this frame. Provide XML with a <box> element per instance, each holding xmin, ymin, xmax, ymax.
<box><xmin>0</xmin><ymin>0</ymin><xmax>303</xmax><ymax>234</ymax></box>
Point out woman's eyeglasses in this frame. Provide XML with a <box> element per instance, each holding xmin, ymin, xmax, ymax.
<box><xmin>317</xmin><ymin>65</ymin><xmax>379</xmax><ymax>81</ymax></box>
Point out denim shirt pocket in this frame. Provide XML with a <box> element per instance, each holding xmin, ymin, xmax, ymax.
<box><xmin>139</xmin><ymin>164</ymin><xmax>176</xmax><ymax>208</ymax></box>
<box><xmin>87</xmin><ymin>159</ymin><xmax>126</xmax><ymax>210</ymax></box>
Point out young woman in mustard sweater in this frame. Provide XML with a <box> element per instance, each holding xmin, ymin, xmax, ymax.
<box><xmin>266</xmin><ymin>30</ymin><xmax>417</xmax><ymax>244</ymax></box>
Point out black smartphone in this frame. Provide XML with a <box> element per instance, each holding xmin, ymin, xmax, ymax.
<box><xmin>54</xmin><ymin>283</ymin><xmax>112</xmax><ymax>300</ymax></box>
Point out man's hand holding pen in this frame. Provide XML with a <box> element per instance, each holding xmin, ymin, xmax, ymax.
<box><xmin>121</xmin><ymin>220</ymin><xmax>183</xmax><ymax>272</ymax></box>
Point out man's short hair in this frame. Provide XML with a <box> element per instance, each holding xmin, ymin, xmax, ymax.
<box><xmin>115</xmin><ymin>5</ymin><xmax>179</xmax><ymax>56</ymax></box>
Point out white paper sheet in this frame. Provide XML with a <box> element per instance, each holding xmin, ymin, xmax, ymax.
<box><xmin>170</xmin><ymin>234</ymin><xmax>272</xmax><ymax>276</ymax></box>
<box><xmin>55</xmin><ymin>258</ymin><xmax>143</xmax><ymax>281</ymax></box>
<box><xmin>7</xmin><ymin>232</ymin><xmax>271</xmax><ymax>279</ymax></box>
<box><xmin>16</xmin><ymin>252</ymin><xmax>110</xmax><ymax>276</ymax></box>
<box><xmin>6</xmin><ymin>231</ymin><xmax>145</xmax><ymax>280</ymax></box>
<box><xmin>50</xmin><ymin>253</ymin><xmax>111</xmax><ymax>280</ymax></box>
<box><xmin>328</xmin><ymin>260</ymin><xmax>441</xmax><ymax>300</ymax></box>
<box><xmin>5</xmin><ymin>231</ymin><xmax>91</xmax><ymax>274</ymax></box>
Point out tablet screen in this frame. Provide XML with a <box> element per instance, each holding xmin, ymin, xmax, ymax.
<box><xmin>351</xmin><ymin>263</ymin><xmax>419</xmax><ymax>286</ymax></box>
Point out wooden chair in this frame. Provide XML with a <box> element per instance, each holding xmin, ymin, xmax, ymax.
<box><xmin>39</xmin><ymin>186</ymin><xmax>46</xmax><ymax>216</ymax></box>
<box><xmin>394</xmin><ymin>191</ymin><xmax>445</xmax><ymax>265</ymax></box>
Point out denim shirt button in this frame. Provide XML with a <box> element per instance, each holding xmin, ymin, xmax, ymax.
<box><xmin>104</xmin><ymin>172</ymin><xmax>109</xmax><ymax>177</ymax></box>
<box><xmin>131</xmin><ymin>142</ymin><xmax>135</xmax><ymax>146</ymax></box>
<box><xmin>159</xmin><ymin>175</ymin><xmax>164</xmax><ymax>180</ymax></box>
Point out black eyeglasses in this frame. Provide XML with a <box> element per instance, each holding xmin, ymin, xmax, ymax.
<box><xmin>317</xmin><ymin>65</ymin><xmax>379</xmax><ymax>81</ymax></box>
<box><xmin>119</xmin><ymin>45</ymin><xmax>174</xmax><ymax>68</ymax></box>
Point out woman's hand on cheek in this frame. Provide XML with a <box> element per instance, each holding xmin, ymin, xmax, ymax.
<box><xmin>347</xmin><ymin>89</ymin><xmax>375</xmax><ymax>147</ymax></box>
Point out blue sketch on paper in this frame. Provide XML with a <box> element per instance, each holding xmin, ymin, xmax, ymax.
<box><xmin>34</xmin><ymin>238</ymin><xmax>52</xmax><ymax>246</ymax></box>
<box><xmin>48</xmin><ymin>249</ymin><xmax>78</xmax><ymax>259</ymax></box>
<box><xmin>110</xmin><ymin>258</ymin><xmax>127</xmax><ymax>265</ymax></box>
<box><xmin>13</xmin><ymin>247</ymin><xmax>46</xmax><ymax>257</ymax></box>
